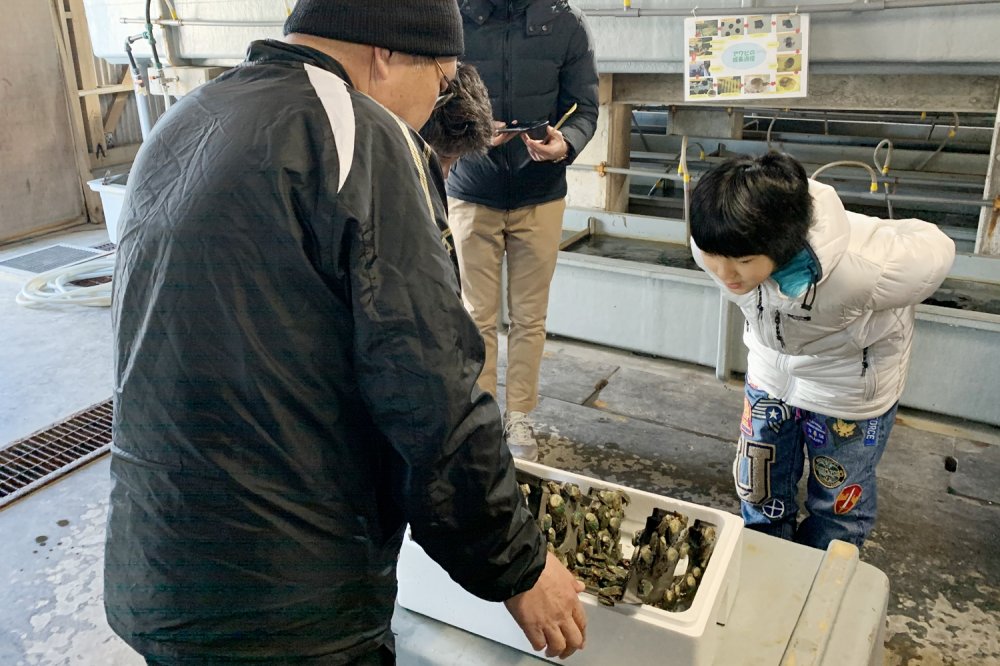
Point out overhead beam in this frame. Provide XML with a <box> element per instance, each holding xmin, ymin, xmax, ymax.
<box><xmin>612</xmin><ymin>74</ymin><xmax>1000</xmax><ymax>114</ymax></box>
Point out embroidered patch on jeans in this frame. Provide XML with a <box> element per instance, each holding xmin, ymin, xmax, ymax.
<box><xmin>752</xmin><ymin>398</ymin><xmax>792</xmax><ymax>433</ymax></box>
<box><xmin>741</xmin><ymin>398</ymin><xmax>754</xmax><ymax>437</ymax></box>
<box><xmin>863</xmin><ymin>419</ymin><xmax>880</xmax><ymax>446</ymax></box>
<box><xmin>735</xmin><ymin>436</ymin><xmax>776</xmax><ymax>504</ymax></box>
<box><xmin>831</xmin><ymin>419</ymin><xmax>857</xmax><ymax>438</ymax></box>
<box><xmin>834</xmin><ymin>484</ymin><xmax>863</xmax><ymax>515</ymax></box>
<box><xmin>761</xmin><ymin>497</ymin><xmax>785</xmax><ymax>520</ymax></box>
<box><xmin>803</xmin><ymin>419</ymin><xmax>827</xmax><ymax>447</ymax></box>
<box><xmin>812</xmin><ymin>456</ymin><xmax>848</xmax><ymax>489</ymax></box>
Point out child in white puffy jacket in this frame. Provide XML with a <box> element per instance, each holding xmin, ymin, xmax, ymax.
<box><xmin>690</xmin><ymin>152</ymin><xmax>955</xmax><ymax>549</ymax></box>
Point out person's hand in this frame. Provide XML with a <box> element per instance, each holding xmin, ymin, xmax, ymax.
<box><xmin>491</xmin><ymin>120</ymin><xmax>520</xmax><ymax>147</ymax></box>
<box><xmin>522</xmin><ymin>126</ymin><xmax>570</xmax><ymax>163</ymax></box>
<box><xmin>503</xmin><ymin>551</ymin><xmax>587</xmax><ymax>659</ymax></box>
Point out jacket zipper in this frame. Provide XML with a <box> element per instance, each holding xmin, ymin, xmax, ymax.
<box><xmin>754</xmin><ymin>285</ymin><xmax>765</xmax><ymax>339</ymax></box>
<box><xmin>862</xmin><ymin>346</ymin><xmax>877</xmax><ymax>400</ymax></box>
<box><xmin>502</xmin><ymin>1</ymin><xmax>513</xmax><ymax>210</ymax></box>
<box><xmin>754</xmin><ymin>286</ymin><xmax>778</xmax><ymax>349</ymax></box>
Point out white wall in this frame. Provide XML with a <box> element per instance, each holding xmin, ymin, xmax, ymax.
<box><xmin>0</xmin><ymin>2</ymin><xmax>85</xmax><ymax>242</ymax></box>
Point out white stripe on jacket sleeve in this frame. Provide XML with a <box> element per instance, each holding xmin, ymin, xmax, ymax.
<box><xmin>304</xmin><ymin>63</ymin><xmax>356</xmax><ymax>193</ymax></box>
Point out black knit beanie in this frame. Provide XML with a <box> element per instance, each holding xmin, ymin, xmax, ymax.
<box><xmin>284</xmin><ymin>0</ymin><xmax>464</xmax><ymax>58</ymax></box>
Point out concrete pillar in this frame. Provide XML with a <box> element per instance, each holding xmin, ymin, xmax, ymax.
<box><xmin>975</xmin><ymin>99</ymin><xmax>1000</xmax><ymax>256</ymax></box>
<box><xmin>566</xmin><ymin>74</ymin><xmax>632</xmax><ymax>213</ymax></box>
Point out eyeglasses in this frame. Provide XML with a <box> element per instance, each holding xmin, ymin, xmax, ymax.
<box><xmin>433</xmin><ymin>59</ymin><xmax>456</xmax><ymax>110</ymax></box>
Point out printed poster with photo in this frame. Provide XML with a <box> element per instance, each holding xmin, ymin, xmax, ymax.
<box><xmin>684</xmin><ymin>13</ymin><xmax>809</xmax><ymax>102</ymax></box>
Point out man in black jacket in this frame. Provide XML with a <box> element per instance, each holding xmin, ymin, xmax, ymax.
<box><xmin>105</xmin><ymin>1</ymin><xmax>586</xmax><ymax>663</ymax></box>
<box><xmin>446</xmin><ymin>0</ymin><xmax>599</xmax><ymax>461</ymax></box>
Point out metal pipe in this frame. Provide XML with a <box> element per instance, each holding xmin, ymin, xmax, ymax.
<box><xmin>134</xmin><ymin>65</ymin><xmax>154</xmax><ymax>140</ymax></box>
<box><xmin>582</xmin><ymin>0</ymin><xmax>1000</xmax><ymax>17</ymax></box>
<box><xmin>857</xmin><ymin>192</ymin><xmax>995</xmax><ymax>207</ymax></box>
<box><xmin>632</xmin><ymin>151</ymin><xmax>985</xmax><ymax>189</ymax></box>
<box><xmin>568</xmin><ymin>163</ymin><xmax>997</xmax><ymax>208</ymax></box>
<box><xmin>631</xmin><ymin>111</ymin><xmax>652</xmax><ymax>153</ymax></box>
<box><xmin>570</xmin><ymin>164</ymin><xmax>687</xmax><ymax>181</ymax></box>
<box><xmin>744</xmin><ymin>108</ymin><xmax>990</xmax><ymax>126</ymax></box>
<box><xmin>121</xmin><ymin>17</ymin><xmax>284</xmax><ymax>27</ymax></box>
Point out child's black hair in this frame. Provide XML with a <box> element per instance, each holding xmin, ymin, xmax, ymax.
<box><xmin>690</xmin><ymin>152</ymin><xmax>813</xmax><ymax>266</ymax></box>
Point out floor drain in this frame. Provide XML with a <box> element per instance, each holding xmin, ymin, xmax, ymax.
<box><xmin>0</xmin><ymin>400</ymin><xmax>113</xmax><ymax>509</ymax></box>
<box><xmin>0</xmin><ymin>244</ymin><xmax>104</xmax><ymax>275</ymax></box>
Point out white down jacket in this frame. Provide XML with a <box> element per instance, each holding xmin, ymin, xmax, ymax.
<box><xmin>693</xmin><ymin>180</ymin><xmax>955</xmax><ymax>420</ymax></box>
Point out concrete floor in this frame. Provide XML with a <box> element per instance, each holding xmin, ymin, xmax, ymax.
<box><xmin>1</xmin><ymin>223</ymin><xmax>998</xmax><ymax>665</ymax></box>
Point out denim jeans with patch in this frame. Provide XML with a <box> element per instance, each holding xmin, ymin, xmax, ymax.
<box><xmin>734</xmin><ymin>381</ymin><xmax>897</xmax><ymax>549</ymax></box>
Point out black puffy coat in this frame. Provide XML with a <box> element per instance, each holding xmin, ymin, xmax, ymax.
<box><xmin>105</xmin><ymin>40</ymin><xmax>544</xmax><ymax>663</ymax></box>
<box><xmin>446</xmin><ymin>0</ymin><xmax>599</xmax><ymax>210</ymax></box>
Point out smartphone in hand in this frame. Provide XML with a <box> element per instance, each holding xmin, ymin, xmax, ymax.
<box><xmin>494</xmin><ymin>120</ymin><xmax>549</xmax><ymax>140</ymax></box>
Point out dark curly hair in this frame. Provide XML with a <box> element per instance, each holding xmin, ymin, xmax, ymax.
<box><xmin>419</xmin><ymin>63</ymin><xmax>493</xmax><ymax>159</ymax></box>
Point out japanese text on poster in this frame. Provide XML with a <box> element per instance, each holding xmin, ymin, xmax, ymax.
<box><xmin>684</xmin><ymin>13</ymin><xmax>809</xmax><ymax>101</ymax></box>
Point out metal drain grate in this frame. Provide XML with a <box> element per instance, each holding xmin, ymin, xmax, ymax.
<box><xmin>0</xmin><ymin>244</ymin><xmax>104</xmax><ymax>275</ymax></box>
<box><xmin>0</xmin><ymin>400</ymin><xmax>113</xmax><ymax>508</ymax></box>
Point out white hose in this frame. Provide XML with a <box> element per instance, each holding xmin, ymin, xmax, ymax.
<box><xmin>679</xmin><ymin>135</ymin><xmax>691</xmax><ymax>245</ymax></box>
<box><xmin>874</xmin><ymin>139</ymin><xmax>895</xmax><ymax>218</ymax></box>
<box><xmin>915</xmin><ymin>112</ymin><xmax>959</xmax><ymax>171</ymax></box>
<box><xmin>15</xmin><ymin>255</ymin><xmax>116</xmax><ymax>308</ymax></box>
<box><xmin>873</xmin><ymin>139</ymin><xmax>893</xmax><ymax>175</ymax></box>
<box><xmin>810</xmin><ymin>160</ymin><xmax>880</xmax><ymax>193</ymax></box>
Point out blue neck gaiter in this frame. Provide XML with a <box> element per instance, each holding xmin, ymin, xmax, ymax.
<box><xmin>771</xmin><ymin>248</ymin><xmax>818</xmax><ymax>298</ymax></box>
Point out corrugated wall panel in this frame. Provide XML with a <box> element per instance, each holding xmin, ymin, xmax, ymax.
<box><xmin>0</xmin><ymin>0</ymin><xmax>85</xmax><ymax>241</ymax></box>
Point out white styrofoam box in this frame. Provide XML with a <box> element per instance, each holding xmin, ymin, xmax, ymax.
<box><xmin>87</xmin><ymin>175</ymin><xmax>128</xmax><ymax>244</ymax></box>
<box><xmin>397</xmin><ymin>460</ymin><xmax>744</xmax><ymax>665</ymax></box>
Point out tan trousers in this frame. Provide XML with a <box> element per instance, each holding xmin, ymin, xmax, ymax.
<box><xmin>447</xmin><ymin>197</ymin><xmax>566</xmax><ymax>414</ymax></box>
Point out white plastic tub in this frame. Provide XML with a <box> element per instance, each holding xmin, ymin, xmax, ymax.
<box><xmin>396</xmin><ymin>460</ymin><xmax>744</xmax><ymax>665</ymax></box>
<box><xmin>86</xmin><ymin>174</ymin><xmax>128</xmax><ymax>244</ymax></box>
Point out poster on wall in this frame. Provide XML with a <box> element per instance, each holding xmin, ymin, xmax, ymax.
<box><xmin>683</xmin><ymin>13</ymin><xmax>809</xmax><ymax>102</ymax></box>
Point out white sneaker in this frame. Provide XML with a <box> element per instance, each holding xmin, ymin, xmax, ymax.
<box><xmin>504</xmin><ymin>411</ymin><xmax>538</xmax><ymax>462</ymax></box>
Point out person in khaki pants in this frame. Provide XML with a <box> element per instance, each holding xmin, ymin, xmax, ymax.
<box><xmin>446</xmin><ymin>0</ymin><xmax>598</xmax><ymax>461</ymax></box>
<box><xmin>448</xmin><ymin>196</ymin><xmax>566</xmax><ymax>459</ymax></box>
